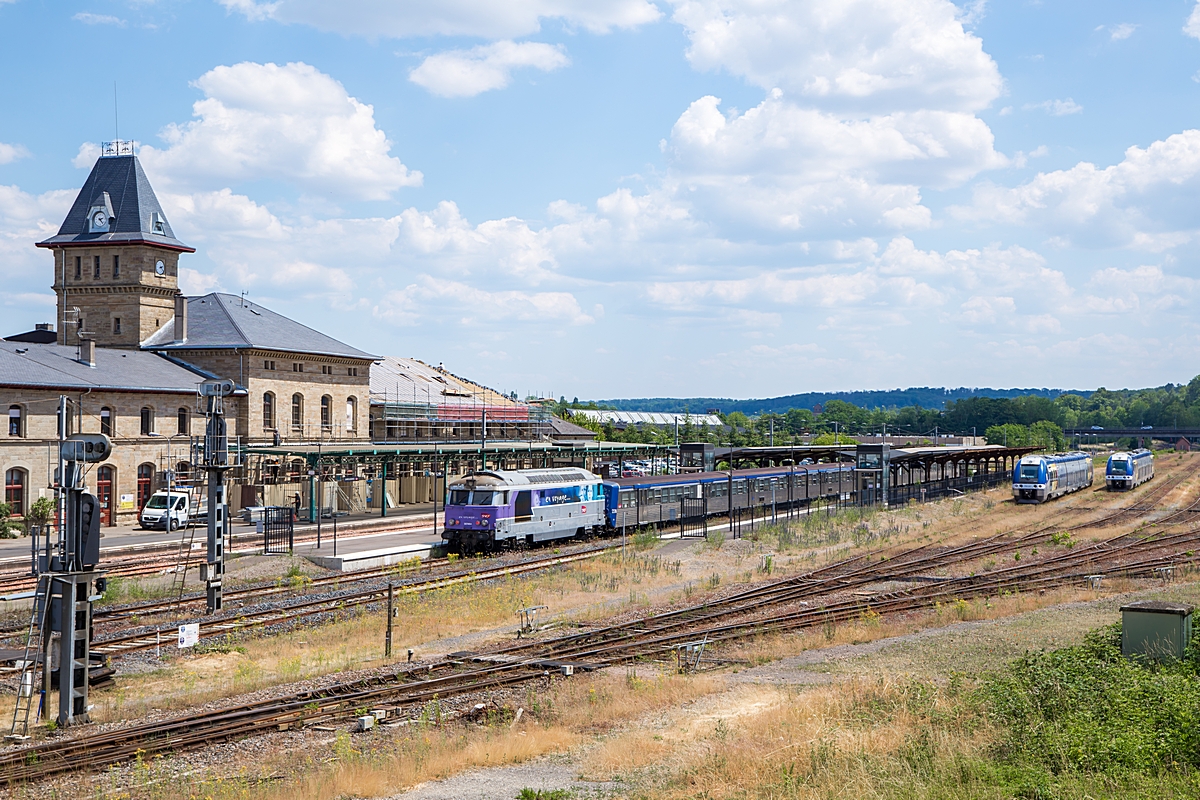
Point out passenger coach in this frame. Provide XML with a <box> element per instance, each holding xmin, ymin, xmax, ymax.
<box><xmin>1106</xmin><ymin>449</ymin><xmax>1154</xmax><ymax>490</ymax></box>
<box><xmin>604</xmin><ymin>463</ymin><xmax>855</xmax><ymax>529</ymax></box>
<box><xmin>1013</xmin><ymin>452</ymin><xmax>1093</xmax><ymax>504</ymax></box>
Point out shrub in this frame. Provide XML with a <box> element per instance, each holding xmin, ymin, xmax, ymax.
<box><xmin>981</xmin><ymin>624</ymin><xmax>1200</xmax><ymax>775</ymax></box>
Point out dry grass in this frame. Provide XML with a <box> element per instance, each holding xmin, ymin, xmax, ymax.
<box><xmin>583</xmin><ymin>676</ymin><xmax>991</xmax><ymax>799</ymax></box>
<box><xmin>101</xmin><ymin>668</ymin><xmax>724</xmax><ymax>800</ymax></box>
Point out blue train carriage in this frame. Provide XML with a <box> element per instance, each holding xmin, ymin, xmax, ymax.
<box><xmin>443</xmin><ymin>467</ymin><xmax>606</xmax><ymax>551</ymax></box>
<box><xmin>604</xmin><ymin>463</ymin><xmax>856</xmax><ymax>529</ymax></box>
<box><xmin>1106</xmin><ymin>449</ymin><xmax>1154</xmax><ymax>491</ymax></box>
<box><xmin>1013</xmin><ymin>451</ymin><xmax>1094</xmax><ymax>504</ymax></box>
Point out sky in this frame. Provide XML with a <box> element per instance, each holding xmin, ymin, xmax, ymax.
<box><xmin>2</xmin><ymin>1</ymin><xmax>1200</xmax><ymax>401</ymax></box>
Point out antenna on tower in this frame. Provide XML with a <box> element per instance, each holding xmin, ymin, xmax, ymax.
<box><xmin>114</xmin><ymin>82</ymin><xmax>119</xmax><ymax>142</ymax></box>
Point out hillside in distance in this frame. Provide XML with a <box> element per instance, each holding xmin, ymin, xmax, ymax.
<box><xmin>591</xmin><ymin>387</ymin><xmax>1085</xmax><ymax>415</ymax></box>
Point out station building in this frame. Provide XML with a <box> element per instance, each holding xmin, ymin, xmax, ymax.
<box><xmin>1</xmin><ymin>143</ymin><xmax>545</xmax><ymax>526</ymax></box>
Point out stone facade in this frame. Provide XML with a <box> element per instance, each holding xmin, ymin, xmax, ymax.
<box><xmin>168</xmin><ymin>349</ymin><xmax>372</xmax><ymax>444</ymax></box>
<box><xmin>2</xmin><ymin>388</ymin><xmax>217</xmax><ymax>525</ymax></box>
<box><xmin>49</xmin><ymin>245</ymin><xmax>183</xmax><ymax>348</ymax></box>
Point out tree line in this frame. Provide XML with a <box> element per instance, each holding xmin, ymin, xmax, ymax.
<box><xmin>557</xmin><ymin>376</ymin><xmax>1200</xmax><ymax>449</ymax></box>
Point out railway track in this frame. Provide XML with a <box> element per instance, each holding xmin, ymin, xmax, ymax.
<box><xmin>4</xmin><ymin>502</ymin><xmax>1199</xmax><ymax>785</ymax></box>
<box><xmin>1</xmin><ymin>463</ymin><xmax>1197</xmax><ymax>784</ymax></box>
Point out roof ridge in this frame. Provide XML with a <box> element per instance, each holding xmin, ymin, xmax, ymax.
<box><xmin>206</xmin><ymin>294</ymin><xmax>253</xmax><ymax>348</ymax></box>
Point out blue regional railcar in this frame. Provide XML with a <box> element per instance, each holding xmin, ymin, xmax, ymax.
<box><xmin>1106</xmin><ymin>449</ymin><xmax>1154</xmax><ymax>491</ymax></box>
<box><xmin>1013</xmin><ymin>452</ymin><xmax>1094</xmax><ymax>504</ymax></box>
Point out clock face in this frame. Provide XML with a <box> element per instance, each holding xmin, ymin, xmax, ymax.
<box><xmin>155</xmin><ymin>260</ymin><xmax>166</xmax><ymax>275</ymax></box>
<box><xmin>92</xmin><ymin>211</ymin><xmax>107</xmax><ymax>228</ymax></box>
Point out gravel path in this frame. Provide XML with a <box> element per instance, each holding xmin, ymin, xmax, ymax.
<box><xmin>385</xmin><ymin>756</ymin><xmax>618</xmax><ymax>799</ymax></box>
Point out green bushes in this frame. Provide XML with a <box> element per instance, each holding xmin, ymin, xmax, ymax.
<box><xmin>981</xmin><ymin>624</ymin><xmax>1200</xmax><ymax>776</ymax></box>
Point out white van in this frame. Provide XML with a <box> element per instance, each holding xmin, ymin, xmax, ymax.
<box><xmin>139</xmin><ymin>491</ymin><xmax>191</xmax><ymax>530</ymax></box>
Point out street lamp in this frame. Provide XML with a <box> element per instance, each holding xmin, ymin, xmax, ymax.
<box><xmin>148</xmin><ymin>432</ymin><xmax>189</xmax><ymax>530</ymax></box>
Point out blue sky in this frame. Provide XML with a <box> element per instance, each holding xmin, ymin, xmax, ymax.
<box><xmin>2</xmin><ymin>1</ymin><xmax>1200</xmax><ymax>400</ymax></box>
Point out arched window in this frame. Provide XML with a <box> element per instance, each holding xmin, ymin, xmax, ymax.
<box><xmin>346</xmin><ymin>396</ymin><xmax>357</xmax><ymax>432</ymax></box>
<box><xmin>7</xmin><ymin>405</ymin><xmax>23</xmax><ymax>437</ymax></box>
<box><xmin>137</xmin><ymin>463</ymin><xmax>154</xmax><ymax>510</ymax></box>
<box><xmin>140</xmin><ymin>407</ymin><xmax>154</xmax><ymax>436</ymax></box>
<box><xmin>177</xmin><ymin>407</ymin><xmax>188</xmax><ymax>436</ymax></box>
<box><xmin>291</xmin><ymin>394</ymin><xmax>303</xmax><ymax>431</ymax></box>
<box><xmin>320</xmin><ymin>396</ymin><xmax>332</xmax><ymax>430</ymax></box>
<box><xmin>96</xmin><ymin>466</ymin><xmax>114</xmax><ymax>526</ymax></box>
<box><xmin>263</xmin><ymin>392</ymin><xmax>275</xmax><ymax>429</ymax></box>
<box><xmin>175</xmin><ymin>461</ymin><xmax>191</xmax><ymax>484</ymax></box>
<box><xmin>4</xmin><ymin>468</ymin><xmax>26</xmax><ymax>516</ymax></box>
<box><xmin>100</xmin><ymin>406</ymin><xmax>113</xmax><ymax>437</ymax></box>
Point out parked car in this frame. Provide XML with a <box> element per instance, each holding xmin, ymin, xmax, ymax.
<box><xmin>139</xmin><ymin>491</ymin><xmax>192</xmax><ymax>530</ymax></box>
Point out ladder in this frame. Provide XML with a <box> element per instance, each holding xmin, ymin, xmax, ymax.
<box><xmin>337</xmin><ymin>484</ymin><xmax>367</xmax><ymax>514</ymax></box>
<box><xmin>8</xmin><ymin>575</ymin><xmax>51</xmax><ymax>739</ymax></box>
<box><xmin>168</xmin><ymin>521</ymin><xmax>199</xmax><ymax>611</ymax></box>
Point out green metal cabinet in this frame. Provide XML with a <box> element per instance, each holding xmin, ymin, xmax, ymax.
<box><xmin>1120</xmin><ymin>601</ymin><xmax>1193</xmax><ymax>661</ymax></box>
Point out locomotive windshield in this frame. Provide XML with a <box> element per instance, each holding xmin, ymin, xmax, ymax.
<box><xmin>1110</xmin><ymin>460</ymin><xmax>1130</xmax><ymax>475</ymax></box>
<box><xmin>449</xmin><ymin>490</ymin><xmax>470</xmax><ymax>505</ymax></box>
<box><xmin>1019</xmin><ymin>463</ymin><xmax>1041</xmax><ymax>482</ymax></box>
<box><xmin>472</xmin><ymin>491</ymin><xmax>497</xmax><ymax>505</ymax></box>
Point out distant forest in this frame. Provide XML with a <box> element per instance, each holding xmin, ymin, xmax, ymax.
<box><xmin>590</xmin><ymin>387</ymin><xmax>1078</xmax><ymax>414</ymax></box>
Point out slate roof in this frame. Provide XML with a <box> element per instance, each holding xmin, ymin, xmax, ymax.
<box><xmin>142</xmin><ymin>293</ymin><xmax>376</xmax><ymax>360</ymax></box>
<box><xmin>4</xmin><ymin>328</ymin><xmax>58</xmax><ymax>344</ymax></box>
<box><xmin>36</xmin><ymin>154</ymin><xmax>194</xmax><ymax>252</ymax></box>
<box><xmin>0</xmin><ymin>341</ymin><xmax>212</xmax><ymax>393</ymax></box>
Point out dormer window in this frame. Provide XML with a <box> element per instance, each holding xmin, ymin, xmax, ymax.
<box><xmin>151</xmin><ymin>212</ymin><xmax>166</xmax><ymax>235</ymax></box>
<box><xmin>87</xmin><ymin>192</ymin><xmax>114</xmax><ymax>233</ymax></box>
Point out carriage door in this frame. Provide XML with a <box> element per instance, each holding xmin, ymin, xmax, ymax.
<box><xmin>97</xmin><ymin>466</ymin><xmax>114</xmax><ymax>526</ymax></box>
<box><xmin>137</xmin><ymin>464</ymin><xmax>154</xmax><ymax>511</ymax></box>
<box><xmin>515</xmin><ymin>490</ymin><xmax>532</xmax><ymax>521</ymax></box>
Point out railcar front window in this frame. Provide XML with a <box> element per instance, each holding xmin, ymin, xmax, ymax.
<box><xmin>1110</xmin><ymin>460</ymin><xmax>1129</xmax><ymax>475</ymax></box>
<box><xmin>1019</xmin><ymin>465</ymin><xmax>1040</xmax><ymax>482</ymax></box>
<box><xmin>449</xmin><ymin>490</ymin><xmax>471</xmax><ymax>505</ymax></box>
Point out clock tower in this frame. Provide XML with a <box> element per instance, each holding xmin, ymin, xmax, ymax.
<box><xmin>37</xmin><ymin>141</ymin><xmax>195</xmax><ymax>349</ymax></box>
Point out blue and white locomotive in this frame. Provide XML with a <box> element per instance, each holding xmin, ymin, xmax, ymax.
<box><xmin>1106</xmin><ymin>449</ymin><xmax>1154</xmax><ymax>491</ymax></box>
<box><xmin>443</xmin><ymin>468</ymin><xmax>606</xmax><ymax>551</ymax></box>
<box><xmin>1013</xmin><ymin>452</ymin><xmax>1094</xmax><ymax>504</ymax></box>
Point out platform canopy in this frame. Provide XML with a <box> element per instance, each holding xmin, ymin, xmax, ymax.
<box><xmin>244</xmin><ymin>439</ymin><xmax>667</xmax><ymax>467</ymax></box>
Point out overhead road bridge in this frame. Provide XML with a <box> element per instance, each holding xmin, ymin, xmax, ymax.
<box><xmin>243</xmin><ymin>440</ymin><xmax>668</xmax><ymax>522</ymax></box>
<box><xmin>1065</xmin><ymin>429</ymin><xmax>1200</xmax><ymax>447</ymax></box>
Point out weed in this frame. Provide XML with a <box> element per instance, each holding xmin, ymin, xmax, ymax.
<box><xmin>517</xmin><ymin>789</ymin><xmax>572</xmax><ymax>800</ymax></box>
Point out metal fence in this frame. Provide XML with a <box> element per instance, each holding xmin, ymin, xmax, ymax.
<box><xmin>263</xmin><ymin>506</ymin><xmax>294</xmax><ymax>554</ymax></box>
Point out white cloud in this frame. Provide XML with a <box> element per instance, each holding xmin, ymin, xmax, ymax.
<box><xmin>409</xmin><ymin>41</ymin><xmax>570</xmax><ymax>97</ymax></box>
<box><xmin>670</xmin><ymin>0</ymin><xmax>1003</xmax><ymax>113</ymax></box>
<box><xmin>218</xmin><ymin>0</ymin><xmax>660</xmax><ymax>39</ymax></box>
<box><xmin>72</xmin><ymin>12</ymin><xmax>126</xmax><ymax>26</ymax></box>
<box><xmin>0</xmin><ymin>143</ymin><xmax>29</xmax><ymax>164</ymax></box>
<box><xmin>135</xmin><ymin>62</ymin><xmax>421</xmax><ymax>200</ymax></box>
<box><xmin>1107</xmin><ymin>23</ymin><xmax>1137</xmax><ymax>41</ymax></box>
<box><xmin>1186</xmin><ymin>3</ymin><xmax>1200</xmax><ymax>40</ymax></box>
<box><xmin>953</xmin><ymin>129</ymin><xmax>1200</xmax><ymax>250</ymax></box>
<box><xmin>0</xmin><ymin>185</ymin><xmax>77</xmax><ymax>316</ymax></box>
<box><xmin>1024</xmin><ymin>98</ymin><xmax>1083</xmax><ymax>116</ymax></box>
<box><xmin>375</xmin><ymin>278</ymin><xmax>595</xmax><ymax>327</ymax></box>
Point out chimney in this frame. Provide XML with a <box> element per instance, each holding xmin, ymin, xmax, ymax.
<box><xmin>35</xmin><ymin>323</ymin><xmax>54</xmax><ymax>332</ymax></box>
<box><xmin>173</xmin><ymin>295</ymin><xmax>188</xmax><ymax>342</ymax></box>
<box><xmin>80</xmin><ymin>338</ymin><xmax>95</xmax><ymax>367</ymax></box>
